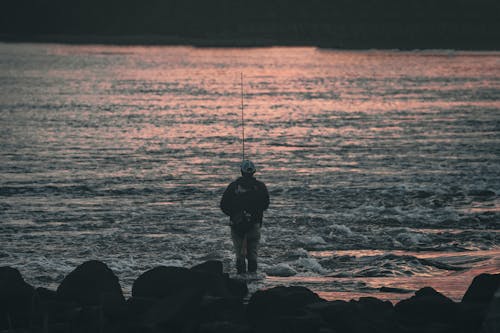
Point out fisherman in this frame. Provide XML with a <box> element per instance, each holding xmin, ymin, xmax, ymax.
<box><xmin>220</xmin><ymin>160</ymin><xmax>269</xmax><ymax>274</ymax></box>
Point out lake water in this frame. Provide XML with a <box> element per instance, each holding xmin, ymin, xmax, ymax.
<box><xmin>0</xmin><ymin>43</ymin><xmax>499</xmax><ymax>301</ymax></box>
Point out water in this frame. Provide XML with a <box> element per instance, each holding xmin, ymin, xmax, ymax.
<box><xmin>0</xmin><ymin>43</ymin><xmax>499</xmax><ymax>302</ymax></box>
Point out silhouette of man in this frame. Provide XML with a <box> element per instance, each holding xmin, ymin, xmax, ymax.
<box><xmin>220</xmin><ymin>160</ymin><xmax>269</xmax><ymax>274</ymax></box>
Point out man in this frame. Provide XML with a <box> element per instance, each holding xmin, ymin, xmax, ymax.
<box><xmin>220</xmin><ymin>160</ymin><xmax>269</xmax><ymax>274</ymax></box>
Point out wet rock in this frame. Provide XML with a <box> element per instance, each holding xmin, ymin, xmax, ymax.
<box><xmin>0</xmin><ymin>266</ymin><xmax>36</xmax><ymax>329</ymax></box>
<box><xmin>379</xmin><ymin>286</ymin><xmax>413</xmax><ymax>294</ymax></box>
<box><xmin>356</xmin><ymin>296</ymin><xmax>393</xmax><ymax>316</ymax></box>
<box><xmin>198</xmin><ymin>296</ymin><xmax>246</xmax><ymax>324</ymax></box>
<box><xmin>247</xmin><ymin>286</ymin><xmax>325</xmax><ymax>330</ymax></box>
<box><xmin>191</xmin><ymin>260</ymin><xmax>224</xmax><ymax>275</ymax></box>
<box><xmin>36</xmin><ymin>286</ymin><xmax>58</xmax><ymax>301</ymax></box>
<box><xmin>57</xmin><ymin>260</ymin><xmax>125</xmax><ymax>307</ymax></box>
<box><xmin>225</xmin><ymin>275</ymin><xmax>248</xmax><ymax>299</ymax></box>
<box><xmin>462</xmin><ymin>273</ymin><xmax>500</xmax><ymax>305</ymax></box>
<box><xmin>395</xmin><ymin>287</ymin><xmax>457</xmax><ymax>325</ymax></box>
<box><xmin>198</xmin><ymin>321</ymin><xmax>252</xmax><ymax>333</ymax></box>
<box><xmin>481</xmin><ymin>287</ymin><xmax>500</xmax><ymax>333</ymax></box>
<box><xmin>132</xmin><ymin>266</ymin><xmax>230</xmax><ymax>299</ymax></box>
<box><xmin>258</xmin><ymin>312</ymin><xmax>326</xmax><ymax>333</ymax></box>
<box><xmin>126</xmin><ymin>296</ymin><xmax>159</xmax><ymax>319</ymax></box>
<box><xmin>460</xmin><ymin>274</ymin><xmax>500</xmax><ymax>333</ymax></box>
<box><xmin>140</xmin><ymin>287</ymin><xmax>204</xmax><ymax>332</ymax></box>
<box><xmin>101</xmin><ymin>290</ymin><xmax>128</xmax><ymax>320</ymax></box>
<box><xmin>191</xmin><ymin>260</ymin><xmax>248</xmax><ymax>298</ymax></box>
<box><xmin>308</xmin><ymin>297</ymin><xmax>395</xmax><ymax>333</ymax></box>
<box><xmin>35</xmin><ymin>286</ymin><xmax>81</xmax><ymax>327</ymax></box>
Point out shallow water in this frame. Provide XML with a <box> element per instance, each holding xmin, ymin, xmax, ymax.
<box><xmin>0</xmin><ymin>44</ymin><xmax>499</xmax><ymax>302</ymax></box>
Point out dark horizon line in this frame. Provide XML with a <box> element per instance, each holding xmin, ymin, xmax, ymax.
<box><xmin>1</xmin><ymin>34</ymin><xmax>499</xmax><ymax>51</ymax></box>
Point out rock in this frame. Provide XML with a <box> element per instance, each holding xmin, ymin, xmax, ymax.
<box><xmin>308</xmin><ymin>297</ymin><xmax>395</xmax><ymax>333</ymax></box>
<box><xmin>132</xmin><ymin>266</ymin><xmax>230</xmax><ymax>299</ymax></box>
<box><xmin>36</xmin><ymin>286</ymin><xmax>58</xmax><ymax>301</ymax></box>
<box><xmin>307</xmin><ymin>300</ymin><xmax>352</xmax><ymax>325</ymax></box>
<box><xmin>459</xmin><ymin>274</ymin><xmax>500</xmax><ymax>333</ymax></box>
<box><xmin>0</xmin><ymin>266</ymin><xmax>36</xmax><ymax>329</ymax></box>
<box><xmin>126</xmin><ymin>296</ymin><xmax>159</xmax><ymax>319</ymax></box>
<box><xmin>198</xmin><ymin>321</ymin><xmax>252</xmax><ymax>333</ymax></box>
<box><xmin>101</xmin><ymin>290</ymin><xmax>127</xmax><ymax>320</ymax></box>
<box><xmin>191</xmin><ymin>260</ymin><xmax>224</xmax><ymax>275</ymax></box>
<box><xmin>141</xmin><ymin>287</ymin><xmax>204</xmax><ymax>332</ymax></box>
<box><xmin>57</xmin><ymin>260</ymin><xmax>125</xmax><ymax>307</ymax></box>
<box><xmin>462</xmin><ymin>273</ymin><xmax>500</xmax><ymax>305</ymax></box>
<box><xmin>225</xmin><ymin>275</ymin><xmax>248</xmax><ymax>299</ymax></box>
<box><xmin>355</xmin><ymin>296</ymin><xmax>393</xmax><ymax>316</ymax></box>
<box><xmin>198</xmin><ymin>296</ymin><xmax>246</xmax><ymax>324</ymax></box>
<box><xmin>395</xmin><ymin>287</ymin><xmax>458</xmax><ymax>325</ymax></box>
<box><xmin>379</xmin><ymin>286</ymin><xmax>413</xmax><ymax>294</ymax></box>
<box><xmin>481</xmin><ymin>287</ymin><xmax>500</xmax><ymax>333</ymax></box>
<box><xmin>254</xmin><ymin>312</ymin><xmax>325</xmax><ymax>333</ymax></box>
<box><xmin>192</xmin><ymin>261</ymin><xmax>249</xmax><ymax>298</ymax></box>
<box><xmin>247</xmin><ymin>286</ymin><xmax>325</xmax><ymax>329</ymax></box>
<box><xmin>35</xmin><ymin>287</ymin><xmax>81</xmax><ymax>329</ymax></box>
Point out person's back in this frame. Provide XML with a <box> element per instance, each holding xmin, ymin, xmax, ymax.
<box><xmin>220</xmin><ymin>160</ymin><xmax>269</xmax><ymax>274</ymax></box>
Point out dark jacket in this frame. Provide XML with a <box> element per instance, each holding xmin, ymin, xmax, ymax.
<box><xmin>220</xmin><ymin>176</ymin><xmax>269</xmax><ymax>226</ymax></box>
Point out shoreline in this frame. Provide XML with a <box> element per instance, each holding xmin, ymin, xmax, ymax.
<box><xmin>1</xmin><ymin>260</ymin><xmax>498</xmax><ymax>332</ymax></box>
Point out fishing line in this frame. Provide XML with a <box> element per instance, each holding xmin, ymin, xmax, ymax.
<box><xmin>240</xmin><ymin>72</ymin><xmax>245</xmax><ymax>161</ymax></box>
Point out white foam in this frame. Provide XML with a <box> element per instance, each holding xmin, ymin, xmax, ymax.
<box><xmin>329</xmin><ymin>224</ymin><xmax>354</xmax><ymax>237</ymax></box>
<box><xmin>295</xmin><ymin>257</ymin><xmax>328</xmax><ymax>274</ymax></box>
<box><xmin>396</xmin><ymin>232</ymin><xmax>431</xmax><ymax>246</ymax></box>
<box><xmin>290</xmin><ymin>248</ymin><xmax>309</xmax><ymax>257</ymax></box>
<box><xmin>298</xmin><ymin>236</ymin><xmax>327</xmax><ymax>246</ymax></box>
<box><xmin>265</xmin><ymin>263</ymin><xmax>297</xmax><ymax>277</ymax></box>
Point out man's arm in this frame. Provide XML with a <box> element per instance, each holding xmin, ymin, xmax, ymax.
<box><xmin>259</xmin><ymin>182</ymin><xmax>270</xmax><ymax>211</ymax></box>
<box><xmin>220</xmin><ymin>182</ymin><xmax>235</xmax><ymax>216</ymax></box>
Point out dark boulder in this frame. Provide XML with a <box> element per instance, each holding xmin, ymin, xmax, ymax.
<box><xmin>191</xmin><ymin>260</ymin><xmax>248</xmax><ymax>298</ymax></box>
<box><xmin>198</xmin><ymin>321</ymin><xmax>252</xmax><ymax>333</ymax></box>
<box><xmin>57</xmin><ymin>260</ymin><xmax>125</xmax><ymax>308</ymax></box>
<box><xmin>308</xmin><ymin>297</ymin><xmax>395</xmax><ymax>333</ymax></box>
<box><xmin>462</xmin><ymin>273</ymin><xmax>500</xmax><ymax>305</ymax></box>
<box><xmin>225</xmin><ymin>275</ymin><xmax>248</xmax><ymax>299</ymax></box>
<box><xmin>459</xmin><ymin>274</ymin><xmax>500</xmax><ymax>333</ymax></box>
<box><xmin>354</xmin><ymin>296</ymin><xmax>394</xmax><ymax>319</ymax></box>
<box><xmin>395</xmin><ymin>287</ymin><xmax>458</xmax><ymax>325</ymax></box>
<box><xmin>191</xmin><ymin>260</ymin><xmax>224</xmax><ymax>275</ymax></box>
<box><xmin>132</xmin><ymin>265</ymin><xmax>230</xmax><ymax>299</ymax></box>
<box><xmin>35</xmin><ymin>287</ymin><xmax>81</xmax><ymax>328</ymax></box>
<box><xmin>126</xmin><ymin>296</ymin><xmax>159</xmax><ymax>319</ymax></box>
<box><xmin>247</xmin><ymin>286</ymin><xmax>325</xmax><ymax>331</ymax></box>
<box><xmin>307</xmin><ymin>300</ymin><xmax>352</xmax><ymax>326</ymax></box>
<box><xmin>0</xmin><ymin>266</ymin><xmax>36</xmax><ymax>329</ymax></box>
<box><xmin>252</xmin><ymin>312</ymin><xmax>326</xmax><ymax>333</ymax></box>
<box><xmin>481</xmin><ymin>286</ymin><xmax>500</xmax><ymax>333</ymax></box>
<box><xmin>198</xmin><ymin>295</ymin><xmax>246</xmax><ymax>325</ymax></box>
<box><xmin>140</xmin><ymin>287</ymin><xmax>205</xmax><ymax>333</ymax></box>
<box><xmin>36</xmin><ymin>286</ymin><xmax>58</xmax><ymax>301</ymax></box>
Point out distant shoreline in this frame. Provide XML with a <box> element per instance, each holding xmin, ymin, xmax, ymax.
<box><xmin>1</xmin><ymin>34</ymin><xmax>498</xmax><ymax>51</ymax></box>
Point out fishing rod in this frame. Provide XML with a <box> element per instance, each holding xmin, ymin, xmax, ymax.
<box><xmin>240</xmin><ymin>72</ymin><xmax>245</xmax><ymax>161</ymax></box>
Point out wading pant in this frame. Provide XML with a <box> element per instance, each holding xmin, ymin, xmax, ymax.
<box><xmin>231</xmin><ymin>224</ymin><xmax>261</xmax><ymax>274</ymax></box>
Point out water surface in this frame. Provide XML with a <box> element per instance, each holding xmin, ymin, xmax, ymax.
<box><xmin>0</xmin><ymin>44</ymin><xmax>499</xmax><ymax>301</ymax></box>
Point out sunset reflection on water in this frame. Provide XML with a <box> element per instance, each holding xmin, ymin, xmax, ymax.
<box><xmin>0</xmin><ymin>44</ymin><xmax>498</xmax><ymax>298</ymax></box>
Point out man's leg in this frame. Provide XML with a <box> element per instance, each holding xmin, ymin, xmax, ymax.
<box><xmin>231</xmin><ymin>227</ymin><xmax>246</xmax><ymax>274</ymax></box>
<box><xmin>246</xmin><ymin>224</ymin><xmax>261</xmax><ymax>273</ymax></box>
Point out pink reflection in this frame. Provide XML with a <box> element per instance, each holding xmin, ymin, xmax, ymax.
<box><xmin>269</xmin><ymin>248</ymin><xmax>500</xmax><ymax>302</ymax></box>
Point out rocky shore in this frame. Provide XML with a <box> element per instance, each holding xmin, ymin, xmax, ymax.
<box><xmin>1</xmin><ymin>260</ymin><xmax>498</xmax><ymax>333</ymax></box>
